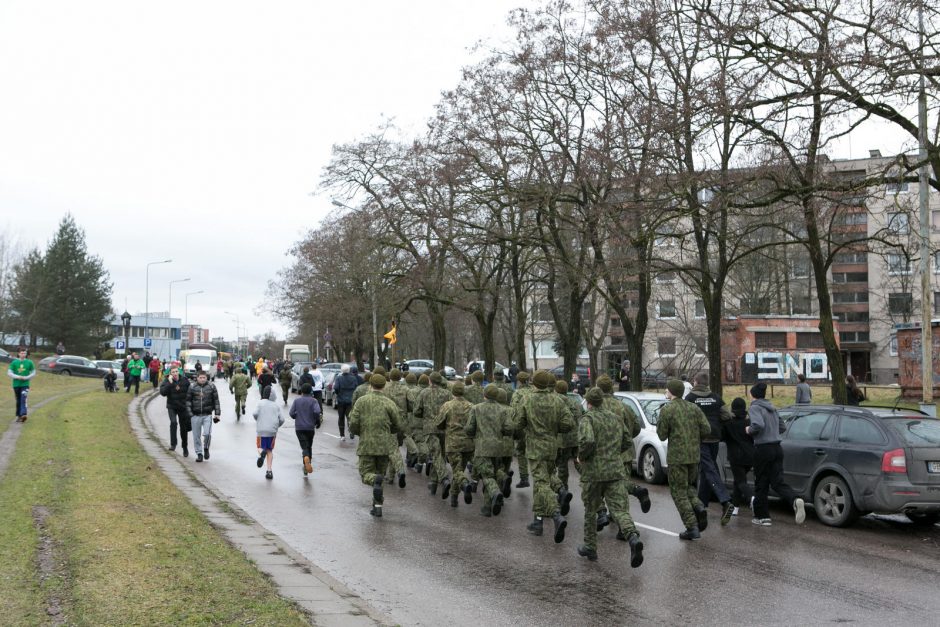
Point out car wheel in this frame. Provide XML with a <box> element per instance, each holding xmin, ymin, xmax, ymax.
<box><xmin>813</xmin><ymin>474</ymin><xmax>859</xmax><ymax>527</ymax></box>
<box><xmin>641</xmin><ymin>446</ymin><xmax>666</xmax><ymax>484</ymax></box>
<box><xmin>61</xmin><ymin>369</ymin><xmax>71</xmax><ymax>376</ymax></box>
<box><xmin>905</xmin><ymin>512</ymin><xmax>940</xmax><ymax>527</ymax></box>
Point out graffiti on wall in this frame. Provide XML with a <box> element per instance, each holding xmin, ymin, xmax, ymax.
<box><xmin>753</xmin><ymin>352</ymin><xmax>829</xmax><ymax>382</ymax></box>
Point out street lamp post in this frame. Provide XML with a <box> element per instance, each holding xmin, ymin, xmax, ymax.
<box><xmin>145</xmin><ymin>259</ymin><xmax>172</xmax><ymax>352</ymax></box>
<box><xmin>224</xmin><ymin>311</ymin><xmax>242</xmax><ymax>356</ymax></box>
<box><xmin>121</xmin><ymin>311</ymin><xmax>132</xmax><ymax>356</ymax></box>
<box><xmin>168</xmin><ymin>278</ymin><xmax>190</xmax><ymax>358</ymax></box>
<box><xmin>183</xmin><ymin>290</ymin><xmax>204</xmax><ymax>350</ymax></box>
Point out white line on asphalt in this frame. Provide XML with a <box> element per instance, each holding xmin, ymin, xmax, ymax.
<box><xmin>636</xmin><ymin>522</ymin><xmax>680</xmax><ymax>537</ymax></box>
<box><xmin>321</xmin><ymin>432</ymin><xmax>341</xmax><ymax>439</ymax></box>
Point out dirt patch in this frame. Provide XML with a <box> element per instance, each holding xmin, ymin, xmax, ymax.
<box><xmin>32</xmin><ymin>505</ymin><xmax>67</xmax><ymax>625</ymax></box>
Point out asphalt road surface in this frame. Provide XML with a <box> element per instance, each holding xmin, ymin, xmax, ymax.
<box><xmin>145</xmin><ymin>382</ymin><xmax>940</xmax><ymax>626</ymax></box>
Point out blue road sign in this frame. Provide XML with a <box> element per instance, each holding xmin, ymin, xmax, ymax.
<box><xmin>143</xmin><ymin>337</ymin><xmax>152</xmax><ymax>348</ymax></box>
<box><xmin>115</xmin><ymin>340</ymin><xmax>126</xmax><ymax>350</ymax></box>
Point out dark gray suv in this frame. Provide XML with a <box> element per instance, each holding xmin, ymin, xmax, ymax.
<box><xmin>722</xmin><ymin>404</ymin><xmax>940</xmax><ymax>527</ymax></box>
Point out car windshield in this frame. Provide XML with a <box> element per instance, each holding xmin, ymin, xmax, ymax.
<box><xmin>639</xmin><ymin>399</ymin><xmax>668</xmax><ymax>425</ymax></box>
<box><xmin>885</xmin><ymin>418</ymin><xmax>940</xmax><ymax>446</ymax></box>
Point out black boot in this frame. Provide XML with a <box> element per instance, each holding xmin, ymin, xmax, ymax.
<box><xmin>441</xmin><ymin>478</ymin><xmax>452</xmax><ymax>501</ymax></box>
<box><xmin>406</xmin><ymin>454</ymin><xmax>415</xmax><ymax>469</ymax></box>
<box><xmin>370</xmin><ymin>505</ymin><xmax>383</xmax><ymax>517</ymax></box>
<box><xmin>628</xmin><ymin>533</ymin><xmax>644</xmax><ymax>568</ymax></box>
<box><xmin>557</xmin><ymin>487</ymin><xmax>573</xmax><ymax>516</ymax></box>
<box><xmin>694</xmin><ymin>505</ymin><xmax>708</xmax><ymax>532</ymax></box>
<box><xmin>450</xmin><ymin>489</ymin><xmax>458</xmax><ymax>508</ymax></box>
<box><xmin>516</xmin><ymin>476</ymin><xmax>530</xmax><ymax>488</ymax></box>
<box><xmin>491</xmin><ymin>493</ymin><xmax>504</xmax><ymax>516</ymax></box>
<box><xmin>480</xmin><ymin>503</ymin><xmax>492</xmax><ymax>517</ymax></box>
<box><xmin>577</xmin><ymin>544</ymin><xmax>598</xmax><ymax>561</ymax></box>
<box><xmin>679</xmin><ymin>526</ymin><xmax>701</xmax><ymax>541</ymax></box>
<box><xmin>203</xmin><ymin>435</ymin><xmax>211</xmax><ymax>460</ymax></box>
<box><xmin>429</xmin><ymin>482</ymin><xmax>438</xmax><ymax>496</ymax></box>
<box><xmin>398</xmin><ymin>472</ymin><xmax>406</xmax><ymax>488</ymax></box>
<box><xmin>633</xmin><ymin>486</ymin><xmax>652</xmax><ymax>514</ymax></box>
<box><xmin>527</xmin><ymin>516</ymin><xmax>543</xmax><ymax>536</ymax></box>
<box><xmin>414</xmin><ymin>462</ymin><xmax>424</xmax><ymax>474</ymax></box>
<box><xmin>470</xmin><ymin>480</ymin><xmax>478</xmax><ymax>493</ymax></box>
<box><xmin>596</xmin><ymin>509</ymin><xmax>610</xmax><ymax>532</ymax></box>
<box><xmin>373</xmin><ymin>475</ymin><xmax>384</xmax><ymax>505</ymax></box>
<box><xmin>552</xmin><ymin>512</ymin><xmax>567</xmax><ymax>544</ymax></box>
<box><xmin>501</xmin><ymin>470</ymin><xmax>514</xmax><ymax>498</ymax></box>
<box><xmin>425</xmin><ymin>456</ymin><xmax>433</xmax><ymax>476</ymax></box>
<box><xmin>463</xmin><ymin>483</ymin><xmax>473</xmax><ymax>505</ymax></box>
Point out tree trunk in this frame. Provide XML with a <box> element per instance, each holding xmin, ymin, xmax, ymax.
<box><xmin>428</xmin><ymin>301</ymin><xmax>447</xmax><ymax>370</ymax></box>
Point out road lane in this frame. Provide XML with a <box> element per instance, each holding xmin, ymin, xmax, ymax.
<box><xmin>145</xmin><ymin>381</ymin><xmax>940</xmax><ymax>625</ymax></box>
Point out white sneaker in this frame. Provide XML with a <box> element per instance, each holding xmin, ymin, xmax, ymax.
<box><xmin>731</xmin><ymin>507</ymin><xmax>740</xmax><ymax>517</ymax></box>
<box><xmin>341</xmin><ymin>436</ymin><xmax>347</xmax><ymax>442</ymax></box>
<box><xmin>794</xmin><ymin>498</ymin><xmax>806</xmax><ymax>524</ymax></box>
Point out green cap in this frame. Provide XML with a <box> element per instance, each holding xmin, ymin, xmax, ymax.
<box><xmin>597</xmin><ymin>374</ymin><xmax>614</xmax><ymax>394</ymax></box>
<box><xmin>370</xmin><ymin>374</ymin><xmax>387</xmax><ymax>388</ymax></box>
<box><xmin>532</xmin><ymin>370</ymin><xmax>554</xmax><ymax>389</ymax></box>
<box><xmin>484</xmin><ymin>386</ymin><xmax>500</xmax><ymax>400</ymax></box>
<box><xmin>585</xmin><ymin>387</ymin><xmax>604</xmax><ymax>407</ymax></box>
<box><xmin>452</xmin><ymin>381</ymin><xmax>465</xmax><ymax>396</ymax></box>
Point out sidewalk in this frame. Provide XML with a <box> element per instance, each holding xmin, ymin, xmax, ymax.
<box><xmin>129</xmin><ymin>392</ymin><xmax>393</xmax><ymax>627</ymax></box>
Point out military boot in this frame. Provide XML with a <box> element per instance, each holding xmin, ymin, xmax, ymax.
<box><xmin>414</xmin><ymin>462</ymin><xmax>424</xmax><ymax>474</ymax></box>
<box><xmin>596</xmin><ymin>508</ymin><xmax>610</xmax><ymax>532</ymax></box>
<box><xmin>425</xmin><ymin>456</ymin><xmax>433</xmax><ymax>476</ymax></box>
<box><xmin>441</xmin><ymin>478</ymin><xmax>452</xmax><ymax>500</ymax></box>
<box><xmin>516</xmin><ymin>475</ymin><xmax>530</xmax><ymax>488</ymax></box>
<box><xmin>406</xmin><ymin>454</ymin><xmax>415</xmax><ymax>469</ymax></box>
<box><xmin>373</xmin><ymin>475</ymin><xmax>384</xmax><ymax>505</ymax></box>
<box><xmin>501</xmin><ymin>471</ymin><xmax>514</xmax><ymax>498</ymax></box>
<box><xmin>633</xmin><ymin>485</ymin><xmax>652</xmax><ymax>513</ymax></box>
<box><xmin>552</xmin><ymin>512</ymin><xmax>567</xmax><ymax>543</ymax></box>
<box><xmin>370</xmin><ymin>505</ymin><xmax>383</xmax><ymax>518</ymax></box>
<box><xmin>450</xmin><ymin>489</ymin><xmax>459</xmax><ymax>508</ymax></box>
<box><xmin>679</xmin><ymin>525</ymin><xmax>701</xmax><ymax>541</ymax></box>
<box><xmin>527</xmin><ymin>516</ymin><xmax>544</xmax><ymax>536</ymax></box>
<box><xmin>463</xmin><ymin>483</ymin><xmax>473</xmax><ymax>505</ymax></box>
<box><xmin>491</xmin><ymin>493</ymin><xmax>504</xmax><ymax>516</ymax></box>
<box><xmin>557</xmin><ymin>486</ymin><xmax>573</xmax><ymax>516</ymax></box>
<box><xmin>694</xmin><ymin>505</ymin><xmax>708</xmax><ymax>531</ymax></box>
<box><xmin>470</xmin><ymin>480</ymin><xmax>478</xmax><ymax>493</ymax></box>
<box><xmin>480</xmin><ymin>503</ymin><xmax>492</xmax><ymax>517</ymax></box>
<box><xmin>577</xmin><ymin>544</ymin><xmax>598</xmax><ymax>561</ymax></box>
<box><xmin>628</xmin><ymin>533</ymin><xmax>644</xmax><ymax>568</ymax></box>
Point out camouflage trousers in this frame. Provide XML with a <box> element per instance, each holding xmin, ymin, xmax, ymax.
<box><xmin>358</xmin><ymin>455</ymin><xmax>389</xmax><ymax>488</ymax></box>
<box><xmin>472</xmin><ymin>456</ymin><xmax>508</xmax><ymax>503</ymax></box>
<box><xmin>622</xmin><ymin>445</ymin><xmax>638</xmax><ymax>493</ymax></box>
<box><xmin>387</xmin><ymin>435</ymin><xmax>404</xmax><ymax>478</ymax></box>
<box><xmin>581</xmin><ymin>478</ymin><xmax>636</xmax><ymax>551</ymax></box>
<box><xmin>556</xmin><ymin>446</ymin><xmax>581</xmax><ymax>490</ymax></box>
<box><xmin>668</xmin><ymin>462</ymin><xmax>703</xmax><ymax>529</ymax></box>
<box><xmin>424</xmin><ymin>432</ymin><xmax>447</xmax><ymax>484</ymax></box>
<box><xmin>233</xmin><ymin>394</ymin><xmax>246</xmax><ymax>416</ymax></box>
<box><xmin>529</xmin><ymin>459</ymin><xmax>559</xmax><ymax>517</ymax></box>
<box><xmin>446</xmin><ymin>451</ymin><xmax>473</xmax><ymax>490</ymax></box>
<box><xmin>404</xmin><ymin>433</ymin><xmax>419</xmax><ymax>457</ymax></box>
<box><xmin>515</xmin><ymin>434</ymin><xmax>528</xmax><ymax>479</ymax></box>
<box><xmin>280</xmin><ymin>382</ymin><xmax>290</xmax><ymax>404</ymax></box>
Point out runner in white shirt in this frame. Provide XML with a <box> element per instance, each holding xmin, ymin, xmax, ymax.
<box><xmin>310</xmin><ymin>362</ymin><xmax>325</xmax><ymax>405</ymax></box>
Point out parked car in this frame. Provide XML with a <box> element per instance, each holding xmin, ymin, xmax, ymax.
<box><xmin>289</xmin><ymin>362</ymin><xmax>314</xmax><ymax>393</ymax></box>
<box><xmin>38</xmin><ymin>355</ymin><xmax>102</xmax><ymax>378</ymax></box>
<box><xmin>0</xmin><ymin>347</ymin><xmax>12</xmax><ymax>364</ymax></box>
<box><xmin>719</xmin><ymin>404</ymin><xmax>940</xmax><ymax>527</ymax></box>
<box><xmin>322</xmin><ymin>370</ymin><xmax>339</xmax><ymax>406</ymax></box>
<box><xmin>465</xmin><ymin>360</ymin><xmax>509</xmax><ymax>378</ymax></box>
<box><xmin>581</xmin><ymin>391</ymin><xmax>670</xmax><ymax>484</ymax></box>
<box><xmin>548</xmin><ymin>364</ymin><xmax>592</xmax><ymax>383</ymax></box>
<box><xmin>641</xmin><ymin>368</ymin><xmax>668</xmax><ymax>389</ymax></box>
<box><xmin>405</xmin><ymin>360</ymin><xmax>456</xmax><ymax>379</ymax></box>
<box><xmin>93</xmin><ymin>360</ymin><xmax>124</xmax><ymax>379</ymax></box>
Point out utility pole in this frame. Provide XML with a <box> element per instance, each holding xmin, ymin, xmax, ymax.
<box><xmin>917</xmin><ymin>1</ymin><xmax>934</xmax><ymax>411</ymax></box>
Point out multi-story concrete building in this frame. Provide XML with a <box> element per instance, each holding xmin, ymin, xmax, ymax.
<box><xmin>182</xmin><ymin>324</ymin><xmax>210</xmax><ymax>347</ymax></box>
<box><xmin>107</xmin><ymin>312</ymin><xmax>181</xmax><ymax>359</ymax></box>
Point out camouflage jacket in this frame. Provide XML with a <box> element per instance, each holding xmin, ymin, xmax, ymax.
<box><xmin>465</xmin><ymin>399</ymin><xmax>515</xmax><ymax>458</ymax></box>
<box><xmin>406</xmin><ymin>384</ymin><xmax>425</xmax><ymax>434</ymax></box>
<box><xmin>491</xmin><ymin>382</ymin><xmax>514</xmax><ymax>405</ymax></box>
<box><xmin>348</xmin><ymin>391</ymin><xmax>403</xmax><ymax>456</ymax></box>
<box><xmin>602</xmin><ymin>395</ymin><xmax>640</xmax><ymax>439</ymax></box>
<box><xmin>558</xmin><ymin>392</ymin><xmax>583</xmax><ymax>448</ymax></box>
<box><xmin>510</xmin><ymin>388</ymin><xmax>575</xmax><ymax>461</ymax></box>
<box><xmin>657</xmin><ymin>398</ymin><xmax>710</xmax><ymax>465</ymax></box>
<box><xmin>436</xmin><ymin>397</ymin><xmax>475</xmax><ymax>453</ymax></box>
<box><xmin>578</xmin><ymin>407</ymin><xmax>630</xmax><ymax>483</ymax></box>
<box><xmin>414</xmin><ymin>385</ymin><xmax>452</xmax><ymax>435</ymax></box>
<box><xmin>229</xmin><ymin>372</ymin><xmax>250</xmax><ymax>396</ymax></box>
<box><xmin>351</xmin><ymin>382</ymin><xmax>371</xmax><ymax>408</ymax></box>
<box><xmin>278</xmin><ymin>367</ymin><xmax>293</xmax><ymax>384</ymax></box>
<box><xmin>385</xmin><ymin>380</ymin><xmax>410</xmax><ymax>418</ymax></box>
<box><xmin>463</xmin><ymin>384</ymin><xmax>485</xmax><ymax>405</ymax></box>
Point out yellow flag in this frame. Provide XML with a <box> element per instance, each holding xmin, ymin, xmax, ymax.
<box><xmin>383</xmin><ymin>323</ymin><xmax>397</xmax><ymax>345</ymax></box>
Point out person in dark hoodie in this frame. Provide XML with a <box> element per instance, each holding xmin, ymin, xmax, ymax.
<box><xmin>747</xmin><ymin>382</ymin><xmax>805</xmax><ymax>526</ymax></box>
<box><xmin>333</xmin><ymin>364</ymin><xmax>360</xmax><ymax>441</ymax></box>
<box><xmin>685</xmin><ymin>372</ymin><xmax>735</xmax><ymax>526</ymax></box>
<box><xmin>289</xmin><ymin>383</ymin><xmax>322</xmax><ymax>477</ymax></box>
<box><xmin>160</xmin><ymin>365</ymin><xmax>191</xmax><ymax>456</ymax></box>
<box><xmin>722</xmin><ymin>398</ymin><xmax>754</xmax><ymax>515</ymax></box>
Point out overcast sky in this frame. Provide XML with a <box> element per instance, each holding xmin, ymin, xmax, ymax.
<box><xmin>0</xmin><ymin>0</ymin><xmax>528</xmax><ymax>342</ymax></box>
<box><xmin>0</xmin><ymin>1</ymin><xmax>913</xmax><ymax>347</ymax></box>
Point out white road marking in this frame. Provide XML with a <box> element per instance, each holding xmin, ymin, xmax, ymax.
<box><xmin>321</xmin><ymin>432</ymin><xmax>341</xmax><ymax>439</ymax></box>
<box><xmin>636</xmin><ymin>522</ymin><xmax>680</xmax><ymax>537</ymax></box>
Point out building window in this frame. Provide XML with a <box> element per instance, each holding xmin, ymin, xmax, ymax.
<box><xmin>791</xmin><ymin>295</ymin><xmax>811</xmax><ymax>315</ymax></box>
<box><xmin>889</xmin><ymin>335</ymin><xmax>898</xmax><ymax>356</ymax></box>
<box><xmin>832</xmin><ymin>291</ymin><xmax>869</xmax><ymax>304</ymax></box>
<box><xmin>656</xmin><ymin>271</ymin><xmax>677</xmax><ymax>283</ymax></box>
<box><xmin>886</xmin><ymin>253</ymin><xmax>911</xmax><ymax>275</ymax></box>
<box><xmin>610</xmin><ymin>317</ymin><xmax>622</xmax><ymax>328</ymax></box>
<box><xmin>833</xmin><ymin>251</ymin><xmax>868</xmax><ymax>264</ymax></box>
<box><xmin>935</xmin><ymin>252</ymin><xmax>940</xmax><ymax>273</ymax></box>
<box><xmin>534</xmin><ymin>302</ymin><xmax>553</xmax><ymax>323</ymax></box>
<box><xmin>836</xmin><ymin>212</ymin><xmax>868</xmax><ymax>226</ymax></box>
<box><xmin>886</xmin><ymin>181</ymin><xmax>910</xmax><ymax>194</ymax></box>
<box><xmin>530</xmin><ymin>340</ymin><xmax>558</xmax><ymax>359</ymax></box>
<box><xmin>888</xmin><ymin>293</ymin><xmax>913</xmax><ymax>316</ymax></box>
<box><xmin>832</xmin><ymin>272</ymin><xmax>869</xmax><ymax>283</ymax></box>
<box><xmin>657</xmin><ymin>300</ymin><xmax>677</xmax><ymax>319</ymax></box>
<box><xmin>693</xmin><ymin>336</ymin><xmax>707</xmax><ymax>355</ymax></box>
<box><xmin>933</xmin><ymin>210</ymin><xmax>940</xmax><ymax>232</ymax></box>
<box><xmin>791</xmin><ymin>258</ymin><xmax>811</xmax><ymax>279</ymax></box>
<box><xmin>935</xmin><ymin>292</ymin><xmax>940</xmax><ymax>315</ymax></box>
<box><xmin>657</xmin><ymin>336</ymin><xmax>676</xmax><ymax>356</ymax></box>
<box><xmin>887</xmin><ymin>212</ymin><xmax>909</xmax><ymax>234</ymax></box>
<box><xmin>694</xmin><ymin>300</ymin><xmax>705</xmax><ymax>319</ymax></box>
<box><xmin>755</xmin><ymin>332</ymin><xmax>787</xmax><ymax>349</ymax></box>
<box><xmin>841</xmin><ymin>311</ymin><xmax>870</xmax><ymax>323</ymax></box>
<box><xmin>840</xmin><ymin>331</ymin><xmax>871</xmax><ymax>343</ymax></box>
<box><xmin>795</xmin><ymin>332</ymin><xmax>822</xmax><ymax>349</ymax></box>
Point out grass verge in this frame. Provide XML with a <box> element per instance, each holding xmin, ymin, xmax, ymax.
<box><xmin>0</xmin><ymin>371</ymin><xmax>100</xmax><ymax>429</ymax></box>
<box><xmin>0</xmin><ymin>390</ymin><xmax>309</xmax><ymax>626</ymax></box>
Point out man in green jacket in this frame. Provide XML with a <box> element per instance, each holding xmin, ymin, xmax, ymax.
<box><xmin>554</xmin><ymin>380</ymin><xmax>582</xmax><ymax>492</ymax></box>
<box><xmin>657</xmin><ymin>379</ymin><xmax>711</xmax><ymax>540</ymax></box>
<box><xmin>436</xmin><ymin>382</ymin><xmax>475</xmax><ymax>507</ymax></box>
<box><xmin>349</xmin><ymin>374</ymin><xmax>404</xmax><ymax>517</ymax></box>
<box><xmin>577</xmin><ymin>388</ymin><xmax>643</xmax><ymax>566</ymax></box>
<box><xmin>510</xmin><ymin>370</ymin><xmax>575</xmax><ymax>542</ymax></box>
<box><xmin>465</xmin><ymin>385</ymin><xmax>514</xmax><ymax>516</ymax></box>
<box><xmin>8</xmin><ymin>347</ymin><xmax>36</xmax><ymax>422</ymax></box>
<box><xmin>414</xmin><ymin>371</ymin><xmax>452</xmax><ymax>495</ymax></box>
<box><xmin>126</xmin><ymin>352</ymin><xmax>145</xmax><ymax>396</ymax></box>
<box><xmin>510</xmin><ymin>371</ymin><xmax>533</xmax><ymax>488</ymax></box>
<box><xmin>463</xmin><ymin>370</ymin><xmax>485</xmax><ymax>405</ymax></box>
<box><xmin>229</xmin><ymin>368</ymin><xmax>250</xmax><ymax>419</ymax></box>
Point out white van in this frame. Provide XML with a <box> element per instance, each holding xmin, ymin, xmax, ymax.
<box><xmin>183</xmin><ymin>349</ymin><xmax>218</xmax><ymax>379</ymax></box>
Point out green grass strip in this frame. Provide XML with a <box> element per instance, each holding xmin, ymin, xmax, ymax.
<box><xmin>0</xmin><ymin>390</ymin><xmax>309</xmax><ymax>626</ymax></box>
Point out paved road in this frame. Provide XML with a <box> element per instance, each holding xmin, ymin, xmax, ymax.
<box><xmin>145</xmin><ymin>382</ymin><xmax>940</xmax><ymax>625</ymax></box>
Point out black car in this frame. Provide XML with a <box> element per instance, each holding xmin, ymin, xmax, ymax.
<box><xmin>641</xmin><ymin>369</ymin><xmax>668</xmax><ymax>389</ymax></box>
<box><xmin>549</xmin><ymin>364</ymin><xmax>592</xmax><ymax>382</ymax></box>
<box><xmin>721</xmin><ymin>404</ymin><xmax>940</xmax><ymax>527</ymax></box>
<box><xmin>38</xmin><ymin>354</ymin><xmax>103</xmax><ymax>378</ymax></box>
<box><xmin>0</xmin><ymin>347</ymin><xmax>12</xmax><ymax>364</ymax></box>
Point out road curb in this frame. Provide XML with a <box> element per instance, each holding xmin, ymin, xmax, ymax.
<box><xmin>129</xmin><ymin>391</ymin><xmax>395</xmax><ymax>627</ymax></box>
